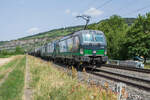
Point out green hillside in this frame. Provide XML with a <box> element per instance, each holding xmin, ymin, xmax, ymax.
<box><xmin>20</xmin><ymin>25</ymin><xmax>84</xmax><ymax>40</ymax></box>
<box><xmin>20</xmin><ymin>18</ymin><xmax>135</xmax><ymax>40</ymax></box>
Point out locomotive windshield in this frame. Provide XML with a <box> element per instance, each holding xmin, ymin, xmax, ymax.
<box><xmin>82</xmin><ymin>34</ymin><xmax>93</xmax><ymax>42</ymax></box>
<box><xmin>82</xmin><ymin>33</ymin><xmax>104</xmax><ymax>43</ymax></box>
<box><xmin>93</xmin><ymin>34</ymin><xmax>104</xmax><ymax>43</ymax></box>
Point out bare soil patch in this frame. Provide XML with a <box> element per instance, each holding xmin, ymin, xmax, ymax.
<box><xmin>0</xmin><ymin>57</ymin><xmax>14</xmax><ymax>66</ymax></box>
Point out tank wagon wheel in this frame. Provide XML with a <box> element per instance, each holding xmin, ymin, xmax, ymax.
<box><xmin>75</xmin><ymin>62</ymin><xmax>83</xmax><ymax>71</ymax></box>
<box><xmin>54</xmin><ymin>59</ymin><xmax>57</xmax><ymax>64</ymax></box>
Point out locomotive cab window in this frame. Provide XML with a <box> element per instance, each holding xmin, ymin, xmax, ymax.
<box><xmin>82</xmin><ymin>34</ymin><xmax>93</xmax><ymax>42</ymax></box>
<box><xmin>93</xmin><ymin>34</ymin><xmax>104</xmax><ymax>43</ymax></box>
<box><xmin>82</xmin><ymin>33</ymin><xmax>105</xmax><ymax>43</ymax></box>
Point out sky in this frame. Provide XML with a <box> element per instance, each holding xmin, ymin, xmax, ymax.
<box><xmin>0</xmin><ymin>0</ymin><xmax>150</xmax><ymax>41</ymax></box>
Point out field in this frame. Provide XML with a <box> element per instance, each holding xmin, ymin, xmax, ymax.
<box><xmin>0</xmin><ymin>55</ymin><xmax>117</xmax><ymax>100</ymax></box>
<box><xmin>0</xmin><ymin>55</ymin><xmax>25</xmax><ymax>100</ymax></box>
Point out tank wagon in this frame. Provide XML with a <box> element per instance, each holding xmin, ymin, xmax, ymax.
<box><xmin>31</xmin><ymin>30</ymin><xmax>108</xmax><ymax>67</ymax></box>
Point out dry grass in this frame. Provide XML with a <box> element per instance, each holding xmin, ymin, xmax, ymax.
<box><xmin>28</xmin><ymin>56</ymin><xmax>117</xmax><ymax>100</ymax></box>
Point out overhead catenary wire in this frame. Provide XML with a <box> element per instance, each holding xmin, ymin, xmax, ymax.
<box><xmin>90</xmin><ymin>0</ymin><xmax>150</xmax><ymax>23</ymax></box>
<box><xmin>73</xmin><ymin>0</ymin><xmax>150</xmax><ymax>25</ymax></box>
<box><xmin>78</xmin><ymin>0</ymin><xmax>113</xmax><ymax>26</ymax></box>
<box><xmin>96</xmin><ymin>0</ymin><xmax>112</xmax><ymax>9</ymax></box>
<box><xmin>74</xmin><ymin>0</ymin><xmax>150</xmax><ymax>28</ymax></box>
<box><xmin>111</xmin><ymin>0</ymin><xmax>137</xmax><ymax>16</ymax></box>
<box><xmin>85</xmin><ymin>0</ymin><xmax>99</xmax><ymax>9</ymax></box>
<box><xmin>91</xmin><ymin>0</ymin><xmax>113</xmax><ymax>26</ymax></box>
<box><xmin>123</xmin><ymin>4</ymin><xmax>150</xmax><ymax>16</ymax></box>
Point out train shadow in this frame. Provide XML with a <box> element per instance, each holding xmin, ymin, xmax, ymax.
<box><xmin>53</xmin><ymin>61</ymin><xmax>102</xmax><ymax>73</ymax></box>
<box><xmin>32</xmin><ymin>55</ymin><xmax>102</xmax><ymax>73</ymax></box>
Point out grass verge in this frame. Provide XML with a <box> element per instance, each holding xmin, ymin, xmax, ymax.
<box><xmin>28</xmin><ymin>56</ymin><xmax>117</xmax><ymax>100</ymax></box>
<box><xmin>0</xmin><ymin>56</ymin><xmax>26</xmax><ymax>100</ymax></box>
<box><xmin>145</xmin><ymin>64</ymin><xmax>150</xmax><ymax>69</ymax></box>
<box><xmin>0</xmin><ymin>55</ymin><xmax>12</xmax><ymax>58</ymax></box>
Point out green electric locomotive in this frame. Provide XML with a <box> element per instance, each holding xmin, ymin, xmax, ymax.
<box><xmin>52</xmin><ymin>30</ymin><xmax>108</xmax><ymax>65</ymax></box>
<box><xmin>33</xmin><ymin>30</ymin><xmax>108</xmax><ymax>66</ymax></box>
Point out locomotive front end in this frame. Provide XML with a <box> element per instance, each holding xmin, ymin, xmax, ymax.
<box><xmin>80</xmin><ymin>30</ymin><xmax>108</xmax><ymax>64</ymax></box>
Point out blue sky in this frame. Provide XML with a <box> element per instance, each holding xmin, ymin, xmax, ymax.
<box><xmin>0</xmin><ymin>0</ymin><xmax>150</xmax><ymax>41</ymax></box>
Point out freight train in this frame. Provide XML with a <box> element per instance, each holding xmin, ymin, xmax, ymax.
<box><xmin>30</xmin><ymin>30</ymin><xmax>108</xmax><ymax>67</ymax></box>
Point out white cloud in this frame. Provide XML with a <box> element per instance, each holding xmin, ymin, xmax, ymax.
<box><xmin>65</xmin><ymin>9</ymin><xmax>71</xmax><ymax>14</ymax></box>
<box><xmin>26</xmin><ymin>27</ymin><xmax>40</xmax><ymax>34</ymax></box>
<box><xmin>84</xmin><ymin>7</ymin><xmax>103</xmax><ymax>17</ymax></box>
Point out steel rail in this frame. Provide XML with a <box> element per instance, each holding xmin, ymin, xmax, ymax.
<box><xmin>87</xmin><ymin>67</ymin><xmax>150</xmax><ymax>91</ymax></box>
<box><xmin>92</xmin><ymin>72</ymin><xmax>150</xmax><ymax>91</ymax></box>
<box><xmin>102</xmin><ymin>64</ymin><xmax>150</xmax><ymax>73</ymax></box>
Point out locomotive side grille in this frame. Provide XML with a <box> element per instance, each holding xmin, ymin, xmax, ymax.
<box><xmin>82</xmin><ymin>43</ymin><xmax>105</xmax><ymax>50</ymax></box>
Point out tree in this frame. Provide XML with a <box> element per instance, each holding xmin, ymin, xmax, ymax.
<box><xmin>125</xmin><ymin>13</ymin><xmax>150</xmax><ymax>63</ymax></box>
<box><xmin>88</xmin><ymin>15</ymin><xmax>128</xmax><ymax>59</ymax></box>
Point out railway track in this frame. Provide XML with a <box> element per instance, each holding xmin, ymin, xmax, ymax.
<box><xmin>87</xmin><ymin>66</ymin><xmax>150</xmax><ymax>91</ymax></box>
<box><xmin>37</xmin><ymin>57</ymin><xmax>150</xmax><ymax>99</ymax></box>
<box><xmin>38</xmin><ymin>56</ymin><xmax>150</xmax><ymax>92</ymax></box>
<box><xmin>102</xmin><ymin>64</ymin><xmax>150</xmax><ymax>73</ymax></box>
<box><xmin>53</xmin><ymin>62</ymin><xmax>150</xmax><ymax>91</ymax></box>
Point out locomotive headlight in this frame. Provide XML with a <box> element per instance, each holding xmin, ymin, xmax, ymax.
<box><xmin>93</xmin><ymin>50</ymin><xmax>96</xmax><ymax>53</ymax></box>
<box><xmin>104</xmin><ymin>50</ymin><xmax>107</xmax><ymax>55</ymax></box>
<box><xmin>80</xmin><ymin>48</ymin><xmax>84</xmax><ymax>54</ymax></box>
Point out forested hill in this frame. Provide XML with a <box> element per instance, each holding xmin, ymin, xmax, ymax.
<box><xmin>20</xmin><ymin>25</ymin><xmax>84</xmax><ymax>40</ymax></box>
<box><xmin>0</xmin><ymin>17</ymin><xmax>136</xmax><ymax>52</ymax></box>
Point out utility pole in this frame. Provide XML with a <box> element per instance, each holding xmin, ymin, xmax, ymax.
<box><xmin>76</xmin><ymin>15</ymin><xmax>91</xmax><ymax>30</ymax></box>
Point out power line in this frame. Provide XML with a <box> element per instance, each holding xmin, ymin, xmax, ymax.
<box><xmin>86</xmin><ymin>0</ymin><xmax>99</xmax><ymax>9</ymax></box>
<box><xmin>81</xmin><ymin>0</ymin><xmax>99</xmax><ymax>14</ymax></box>
<box><xmin>84</xmin><ymin>0</ymin><xmax>113</xmax><ymax>24</ymax></box>
<box><xmin>71</xmin><ymin>0</ymin><xmax>113</xmax><ymax>26</ymax></box>
<box><xmin>124</xmin><ymin>4</ymin><xmax>150</xmax><ymax>16</ymax></box>
<box><xmin>96</xmin><ymin>0</ymin><xmax>112</xmax><ymax>9</ymax></box>
<box><xmin>114</xmin><ymin>0</ymin><xmax>137</xmax><ymax>15</ymax></box>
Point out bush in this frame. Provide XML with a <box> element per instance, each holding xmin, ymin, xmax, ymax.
<box><xmin>0</xmin><ymin>46</ymin><xmax>24</xmax><ymax>58</ymax></box>
<box><xmin>15</xmin><ymin>46</ymin><xmax>24</xmax><ymax>54</ymax></box>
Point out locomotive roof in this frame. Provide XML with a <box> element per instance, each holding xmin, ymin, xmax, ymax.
<box><xmin>75</xmin><ymin>30</ymin><xmax>104</xmax><ymax>35</ymax></box>
<box><xmin>59</xmin><ymin>30</ymin><xmax>104</xmax><ymax>41</ymax></box>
